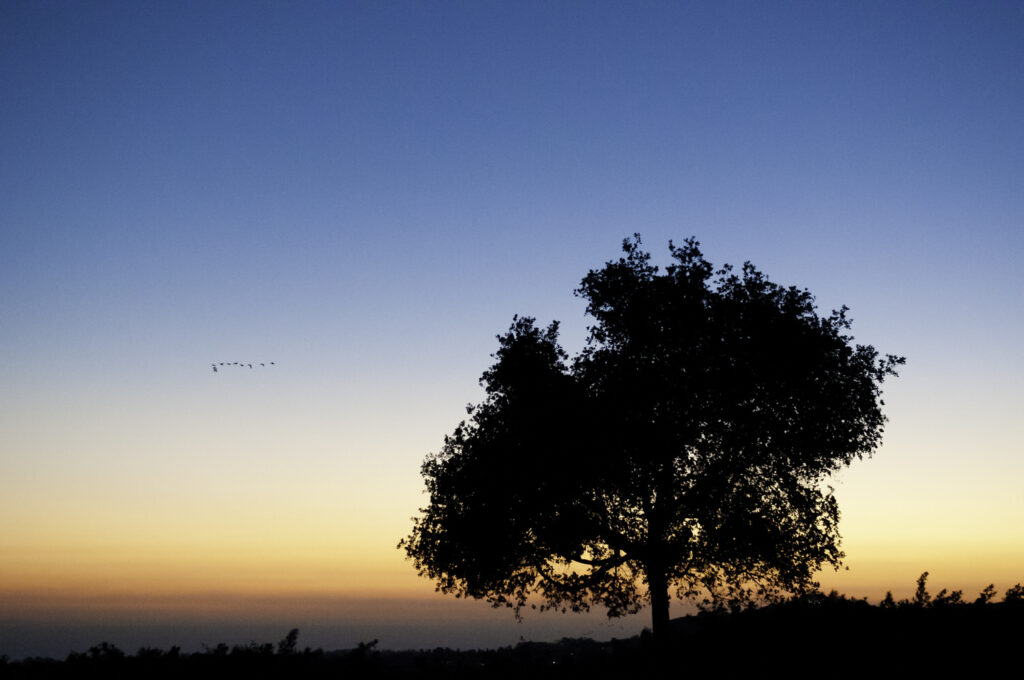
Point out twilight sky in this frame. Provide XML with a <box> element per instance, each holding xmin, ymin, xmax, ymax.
<box><xmin>2</xmin><ymin>0</ymin><xmax>1022</xmax><ymax>658</ymax></box>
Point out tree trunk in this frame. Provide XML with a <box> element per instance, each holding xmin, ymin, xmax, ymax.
<box><xmin>648</xmin><ymin>564</ymin><xmax>671</xmax><ymax>641</ymax></box>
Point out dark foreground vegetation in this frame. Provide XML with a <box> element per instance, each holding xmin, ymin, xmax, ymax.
<box><xmin>3</xmin><ymin>576</ymin><xmax>1022</xmax><ymax>679</ymax></box>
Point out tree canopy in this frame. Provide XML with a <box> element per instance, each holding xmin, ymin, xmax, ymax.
<box><xmin>400</xmin><ymin>236</ymin><xmax>904</xmax><ymax>637</ymax></box>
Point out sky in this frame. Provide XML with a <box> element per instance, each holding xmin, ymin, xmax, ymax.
<box><xmin>2</xmin><ymin>0</ymin><xmax>1022</xmax><ymax>659</ymax></box>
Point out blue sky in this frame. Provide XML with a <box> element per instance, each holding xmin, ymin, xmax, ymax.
<box><xmin>2</xmin><ymin>0</ymin><xmax>1022</xmax><ymax>657</ymax></box>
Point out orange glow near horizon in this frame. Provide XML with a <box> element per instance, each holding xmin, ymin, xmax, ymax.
<box><xmin>4</xmin><ymin>514</ymin><xmax>1022</xmax><ymax>624</ymax></box>
<box><xmin>2</xmin><ymin>351</ymin><xmax>1021</xmax><ymax>639</ymax></box>
<box><xmin>3</xmin><ymin>418</ymin><xmax>1023</xmax><ymax>623</ymax></box>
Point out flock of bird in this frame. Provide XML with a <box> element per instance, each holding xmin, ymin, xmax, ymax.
<box><xmin>211</xmin><ymin>361</ymin><xmax>275</xmax><ymax>372</ymax></box>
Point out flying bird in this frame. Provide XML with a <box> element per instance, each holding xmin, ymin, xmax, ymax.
<box><xmin>210</xmin><ymin>361</ymin><xmax>276</xmax><ymax>372</ymax></box>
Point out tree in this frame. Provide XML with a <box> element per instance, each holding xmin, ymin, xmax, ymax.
<box><xmin>400</xmin><ymin>236</ymin><xmax>903</xmax><ymax>639</ymax></box>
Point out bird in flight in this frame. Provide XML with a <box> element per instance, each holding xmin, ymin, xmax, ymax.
<box><xmin>211</xmin><ymin>361</ymin><xmax>276</xmax><ymax>372</ymax></box>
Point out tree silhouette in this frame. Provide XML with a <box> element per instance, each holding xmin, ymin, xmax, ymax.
<box><xmin>400</xmin><ymin>236</ymin><xmax>904</xmax><ymax>639</ymax></box>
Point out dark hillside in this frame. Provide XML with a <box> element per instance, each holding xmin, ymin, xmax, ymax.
<box><xmin>3</xmin><ymin>581</ymin><xmax>1021</xmax><ymax>679</ymax></box>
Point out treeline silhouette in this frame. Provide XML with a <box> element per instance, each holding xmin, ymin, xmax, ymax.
<box><xmin>2</xmin><ymin>575</ymin><xmax>1021</xmax><ymax>679</ymax></box>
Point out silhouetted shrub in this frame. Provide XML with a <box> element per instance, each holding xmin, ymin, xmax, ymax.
<box><xmin>975</xmin><ymin>584</ymin><xmax>997</xmax><ymax>605</ymax></box>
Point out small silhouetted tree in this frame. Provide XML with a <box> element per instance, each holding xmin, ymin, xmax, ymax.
<box><xmin>975</xmin><ymin>584</ymin><xmax>997</xmax><ymax>605</ymax></box>
<box><xmin>401</xmin><ymin>236</ymin><xmax>903</xmax><ymax>639</ymax></box>
<box><xmin>277</xmin><ymin>628</ymin><xmax>299</xmax><ymax>655</ymax></box>
<box><xmin>932</xmin><ymin>588</ymin><xmax>963</xmax><ymax>607</ymax></box>
<box><xmin>913</xmin><ymin>572</ymin><xmax>931</xmax><ymax>607</ymax></box>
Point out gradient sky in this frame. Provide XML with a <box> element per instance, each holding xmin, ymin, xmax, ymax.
<box><xmin>2</xmin><ymin>0</ymin><xmax>1022</xmax><ymax>658</ymax></box>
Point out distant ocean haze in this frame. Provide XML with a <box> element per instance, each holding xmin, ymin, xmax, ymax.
<box><xmin>0</xmin><ymin>592</ymin><xmax>648</xmax><ymax>660</ymax></box>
